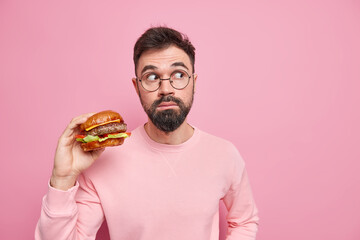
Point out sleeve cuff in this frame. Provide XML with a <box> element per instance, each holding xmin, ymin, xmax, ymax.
<box><xmin>42</xmin><ymin>180</ymin><xmax>79</xmax><ymax>216</ymax></box>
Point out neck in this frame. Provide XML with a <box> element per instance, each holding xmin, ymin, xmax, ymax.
<box><xmin>144</xmin><ymin>119</ymin><xmax>194</xmax><ymax>145</ymax></box>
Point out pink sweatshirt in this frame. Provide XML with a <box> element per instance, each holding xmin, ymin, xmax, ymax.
<box><xmin>35</xmin><ymin>126</ymin><xmax>259</xmax><ymax>240</ymax></box>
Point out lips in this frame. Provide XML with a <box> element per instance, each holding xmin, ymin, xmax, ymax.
<box><xmin>158</xmin><ymin>101</ymin><xmax>177</xmax><ymax>107</ymax></box>
<box><xmin>151</xmin><ymin>96</ymin><xmax>183</xmax><ymax>111</ymax></box>
<box><xmin>156</xmin><ymin>101</ymin><xmax>178</xmax><ymax>109</ymax></box>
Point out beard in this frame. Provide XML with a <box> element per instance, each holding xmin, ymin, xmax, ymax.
<box><xmin>141</xmin><ymin>93</ymin><xmax>194</xmax><ymax>133</ymax></box>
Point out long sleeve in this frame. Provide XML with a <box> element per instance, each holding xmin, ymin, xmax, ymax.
<box><xmin>35</xmin><ymin>174</ymin><xmax>104</xmax><ymax>240</ymax></box>
<box><xmin>222</xmin><ymin>156</ymin><xmax>259</xmax><ymax>240</ymax></box>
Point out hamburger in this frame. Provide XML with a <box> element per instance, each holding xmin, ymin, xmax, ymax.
<box><xmin>75</xmin><ymin>110</ymin><xmax>130</xmax><ymax>151</ymax></box>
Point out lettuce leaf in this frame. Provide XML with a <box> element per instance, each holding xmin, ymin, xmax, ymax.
<box><xmin>83</xmin><ymin>135</ymin><xmax>100</xmax><ymax>143</ymax></box>
<box><xmin>76</xmin><ymin>138</ymin><xmax>86</xmax><ymax>143</ymax></box>
<box><xmin>76</xmin><ymin>133</ymin><xmax>130</xmax><ymax>143</ymax></box>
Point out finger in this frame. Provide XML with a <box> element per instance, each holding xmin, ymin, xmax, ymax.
<box><xmin>60</xmin><ymin>112</ymin><xmax>96</xmax><ymax>139</ymax></box>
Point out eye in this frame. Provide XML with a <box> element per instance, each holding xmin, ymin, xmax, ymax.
<box><xmin>144</xmin><ymin>73</ymin><xmax>159</xmax><ymax>81</ymax></box>
<box><xmin>172</xmin><ymin>71</ymin><xmax>185</xmax><ymax>80</ymax></box>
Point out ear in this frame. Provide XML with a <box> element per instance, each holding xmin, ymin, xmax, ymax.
<box><xmin>193</xmin><ymin>74</ymin><xmax>198</xmax><ymax>92</ymax></box>
<box><xmin>132</xmin><ymin>77</ymin><xmax>140</xmax><ymax>96</ymax></box>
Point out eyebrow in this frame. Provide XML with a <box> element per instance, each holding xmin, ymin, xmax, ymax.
<box><xmin>140</xmin><ymin>62</ymin><xmax>189</xmax><ymax>76</ymax></box>
<box><xmin>140</xmin><ymin>65</ymin><xmax>158</xmax><ymax>75</ymax></box>
<box><xmin>171</xmin><ymin>62</ymin><xmax>189</xmax><ymax>70</ymax></box>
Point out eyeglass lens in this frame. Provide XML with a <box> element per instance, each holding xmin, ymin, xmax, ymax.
<box><xmin>140</xmin><ymin>70</ymin><xmax>190</xmax><ymax>91</ymax></box>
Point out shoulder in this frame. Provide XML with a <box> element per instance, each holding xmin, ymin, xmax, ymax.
<box><xmin>198</xmin><ymin>129</ymin><xmax>238</xmax><ymax>151</ymax></box>
<box><xmin>197</xmin><ymin>128</ymin><xmax>244</xmax><ymax>164</ymax></box>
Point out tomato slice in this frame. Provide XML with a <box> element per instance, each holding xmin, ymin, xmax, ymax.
<box><xmin>75</xmin><ymin>134</ymin><xmax>86</xmax><ymax>139</ymax></box>
<box><xmin>126</xmin><ymin>132</ymin><xmax>131</xmax><ymax>136</ymax></box>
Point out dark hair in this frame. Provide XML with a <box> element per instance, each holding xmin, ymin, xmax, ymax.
<box><xmin>133</xmin><ymin>26</ymin><xmax>196</xmax><ymax>76</ymax></box>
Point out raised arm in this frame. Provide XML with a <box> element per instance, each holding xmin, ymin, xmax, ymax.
<box><xmin>35</xmin><ymin>113</ymin><xmax>105</xmax><ymax>239</ymax></box>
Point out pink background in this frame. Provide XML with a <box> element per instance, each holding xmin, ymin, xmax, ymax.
<box><xmin>0</xmin><ymin>0</ymin><xmax>359</xmax><ymax>239</ymax></box>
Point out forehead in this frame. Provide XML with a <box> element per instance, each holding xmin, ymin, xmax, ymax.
<box><xmin>137</xmin><ymin>45</ymin><xmax>192</xmax><ymax>75</ymax></box>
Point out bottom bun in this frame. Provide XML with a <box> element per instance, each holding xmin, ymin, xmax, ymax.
<box><xmin>81</xmin><ymin>138</ymin><xmax>125</xmax><ymax>152</ymax></box>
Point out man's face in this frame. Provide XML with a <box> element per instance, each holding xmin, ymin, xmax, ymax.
<box><xmin>132</xmin><ymin>45</ymin><xmax>196</xmax><ymax>133</ymax></box>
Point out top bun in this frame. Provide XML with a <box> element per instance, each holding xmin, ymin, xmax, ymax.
<box><xmin>80</xmin><ymin>110</ymin><xmax>124</xmax><ymax>132</ymax></box>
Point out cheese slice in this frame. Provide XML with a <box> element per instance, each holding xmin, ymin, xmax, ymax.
<box><xmin>85</xmin><ymin>119</ymin><xmax>121</xmax><ymax>131</ymax></box>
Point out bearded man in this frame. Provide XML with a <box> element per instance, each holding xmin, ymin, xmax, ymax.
<box><xmin>35</xmin><ymin>26</ymin><xmax>259</xmax><ymax>240</ymax></box>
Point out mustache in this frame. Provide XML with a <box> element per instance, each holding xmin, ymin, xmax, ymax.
<box><xmin>152</xmin><ymin>96</ymin><xmax>183</xmax><ymax>108</ymax></box>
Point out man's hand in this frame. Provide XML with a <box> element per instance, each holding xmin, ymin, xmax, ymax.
<box><xmin>50</xmin><ymin>113</ymin><xmax>104</xmax><ymax>191</ymax></box>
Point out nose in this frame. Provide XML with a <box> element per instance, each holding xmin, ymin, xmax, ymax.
<box><xmin>158</xmin><ymin>78</ymin><xmax>175</xmax><ymax>96</ymax></box>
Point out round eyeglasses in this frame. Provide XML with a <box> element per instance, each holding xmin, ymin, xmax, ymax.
<box><xmin>137</xmin><ymin>70</ymin><xmax>193</xmax><ymax>92</ymax></box>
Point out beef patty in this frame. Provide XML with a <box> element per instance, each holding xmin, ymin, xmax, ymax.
<box><xmin>87</xmin><ymin>122</ymin><xmax>127</xmax><ymax>136</ymax></box>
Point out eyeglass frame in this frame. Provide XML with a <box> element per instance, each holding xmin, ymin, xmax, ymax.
<box><xmin>136</xmin><ymin>70</ymin><xmax>194</xmax><ymax>92</ymax></box>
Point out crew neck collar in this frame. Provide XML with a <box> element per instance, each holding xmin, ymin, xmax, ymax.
<box><xmin>138</xmin><ymin>124</ymin><xmax>200</xmax><ymax>152</ymax></box>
